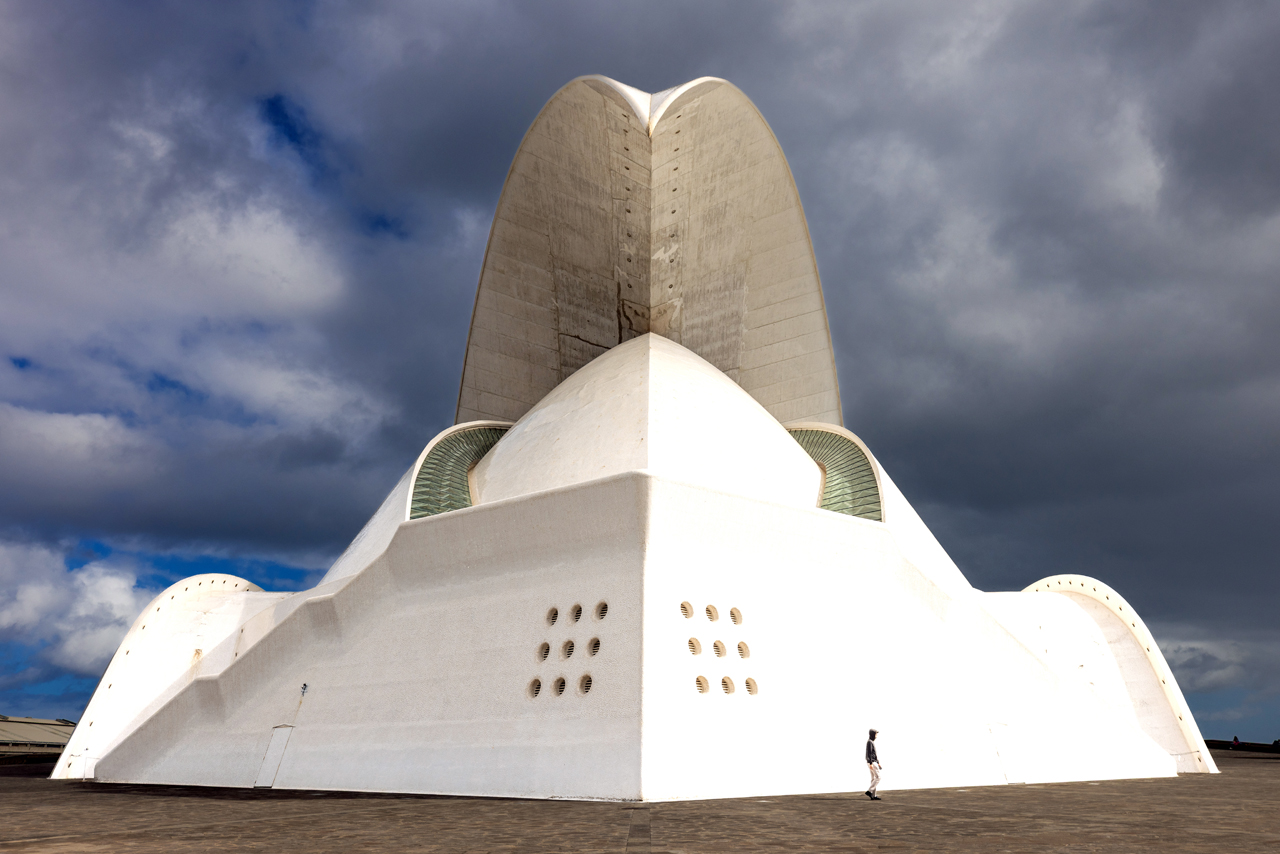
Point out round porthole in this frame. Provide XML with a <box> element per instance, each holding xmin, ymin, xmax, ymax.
<box><xmin>571</xmin><ymin>604</ymin><xmax>583</xmax><ymax>623</ymax></box>
<box><xmin>730</xmin><ymin>607</ymin><xmax>743</xmax><ymax>625</ymax></box>
<box><xmin>538</xmin><ymin>642</ymin><xmax>550</xmax><ymax>662</ymax></box>
<box><xmin>562</xmin><ymin>640</ymin><xmax>575</xmax><ymax>659</ymax></box>
<box><xmin>713</xmin><ymin>640</ymin><xmax>726</xmax><ymax>658</ymax></box>
<box><xmin>680</xmin><ymin>601</ymin><xmax>693</xmax><ymax>619</ymax></box>
<box><xmin>737</xmin><ymin>642</ymin><xmax>750</xmax><ymax>659</ymax></box>
<box><xmin>706</xmin><ymin>605</ymin><xmax>719</xmax><ymax>622</ymax></box>
<box><xmin>554</xmin><ymin>677</ymin><xmax>566</xmax><ymax>696</ymax></box>
<box><xmin>721</xmin><ymin>677</ymin><xmax>735</xmax><ymax>694</ymax></box>
<box><xmin>695</xmin><ymin>675</ymin><xmax>709</xmax><ymax>694</ymax></box>
<box><xmin>579</xmin><ymin>674</ymin><xmax>593</xmax><ymax>694</ymax></box>
<box><xmin>596</xmin><ymin>601</ymin><xmax>608</xmax><ymax>620</ymax></box>
<box><xmin>529</xmin><ymin>679</ymin><xmax>542</xmax><ymax>698</ymax></box>
<box><xmin>589</xmin><ymin>638</ymin><xmax>601</xmax><ymax>656</ymax></box>
<box><xmin>745</xmin><ymin>678</ymin><xmax>758</xmax><ymax>695</ymax></box>
<box><xmin>688</xmin><ymin>638</ymin><xmax>702</xmax><ymax>655</ymax></box>
<box><xmin>547</xmin><ymin>607</ymin><xmax>559</xmax><ymax>626</ymax></box>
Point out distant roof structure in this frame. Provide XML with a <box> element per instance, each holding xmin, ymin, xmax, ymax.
<box><xmin>0</xmin><ymin>715</ymin><xmax>75</xmax><ymax>761</ymax></box>
<box><xmin>457</xmin><ymin>75</ymin><xmax>842</xmax><ymax>427</ymax></box>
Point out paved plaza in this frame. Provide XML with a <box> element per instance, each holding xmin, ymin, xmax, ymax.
<box><xmin>2</xmin><ymin>749</ymin><xmax>1275</xmax><ymax>852</ymax></box>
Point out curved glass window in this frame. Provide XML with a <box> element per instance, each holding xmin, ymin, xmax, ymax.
<box><xmin>788</xmin><ymin>428</ymin><xmax>882</xmax><ymax>521</ymax></box>
<box><xmin>409</xmin><ymin>426</ymin><xmax>509</xmax><ymax>519</ymax></box>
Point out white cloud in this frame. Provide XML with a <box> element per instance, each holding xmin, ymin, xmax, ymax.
<box><xmin>0</xmin><ymin>540</ymin><xmax>156</xmax><ymax>677</ymax></box>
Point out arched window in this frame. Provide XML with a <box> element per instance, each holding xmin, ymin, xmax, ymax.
<box><xmin>787</xmin><ymin>427</ymin><xmax>882</xmax><ymax>521</ymax></box>
<box><xmin>408</xmin><ymin>424</ymin><xmax>510</xmax><ymax>519</ymax></box>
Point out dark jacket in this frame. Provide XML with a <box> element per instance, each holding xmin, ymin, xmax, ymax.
<box><xmin>866</xmin><ymin>739</ymin><xmax>878</xmax><ymax>764</ymax></box>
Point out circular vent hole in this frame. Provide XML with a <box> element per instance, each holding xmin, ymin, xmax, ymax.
<box><xmin>680</xmin><ymin>601</ymin><xmax>693</xmax><ymax>619</ymax></box>
<box><xmin>538</xmin><ymin>642</ymin><xmax>550</xmax><ymax>662</ymax></box>
<box><xmin>554</xmin><ymin>677</ymin><xmax>566</xmax><ymax>696</ymax></box>
<box><xmin>713</xmin><ymin>640</ymin><xmax>726</xmax><ymax>657</ymax></box>
<box><xmin>696</xmin><ymin>675</ymin><xmax>709</xmax><ymax>694</ymax></box>
<box><xmin>596</xmin><ymin>601</ymin><xmax>608</xmax><ymax>620</ymax></box>
<box><xmin>589</xmin><ymin>638</ymin><xmax>601</xmax><ymax>656</ymax></box>
<box><xmin>721</xmin><ymin>677</ymin><xmax>735</xmax><ymax>694</ymax></box>
<box><xmin>580</xmin><ymin>675</ymin><xmax>593</xmax><ymax>694</ymax></box>
<box><xmin>745</xmin><ymin>678</ymin><xmax>758</xmax><ymax>695</ymax></box>
<box><xmin>738</xmin><ymin>642</ymin><xmax>750</xmax><ymax>659</ymax></box>
<box><xmin>562</xmin><ymin>640</ymin><xmax>575</xmax><ymax>659</ymax></box>
<box><xmin>688</xmin><ymin>638</ymin><xmax>702</xmax><ymax>655</ymax></box>
<box><xmin>730</xmin><ymin>608</ymin><xmax>743</xmax><ymax>625</ymax></box>
<box><xmin>547</xmin><ymin>607</ymin><xmax>558</xmax><ymax>626</ymax></box>
<box><xmin>571</xmin><ymin>604</ymin><xmax>583</xmax><ymax>623</ymax></box>
<box><xmin>529</xmin><ymin>679</ymin><xmax>542</xmax><ymax>698</ymax></box>
<box><xmin>706</xmin><ymin>605</ymin><xmax>719</xmax><ymax>622</ymax></box>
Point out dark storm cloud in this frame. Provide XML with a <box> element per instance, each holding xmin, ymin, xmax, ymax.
<box><xmin>1</xmin><ymin>0</ymin><xmax>1278</xmax><ymax>733</ymax></box>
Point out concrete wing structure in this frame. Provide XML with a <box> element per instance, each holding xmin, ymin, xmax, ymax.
<box><xmin>457</xmin><ymin>76</ymin><xmax>842</xmax><ymax>427</ymax></box>
<box><xmin>55</xmin><ymin>77</ymin><xmax>1216</xmax><ymax>800</ymax></box>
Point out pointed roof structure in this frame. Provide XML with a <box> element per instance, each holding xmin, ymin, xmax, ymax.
<box><xmin>457</xmin><ymin>76</ymin><xmax>842</xmax><ymax>427</ymax></box>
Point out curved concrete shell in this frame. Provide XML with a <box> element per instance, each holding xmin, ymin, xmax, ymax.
<box><xmin>457</xmin><ymin>76</ymin><xmax>842</xmax><ymax>427</ymax></box>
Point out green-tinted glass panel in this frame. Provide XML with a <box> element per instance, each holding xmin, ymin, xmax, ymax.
<box><xmin>409</xmin><ymin>426</ymin><xmax>509</xmax><ymax>520</ymax></box>
<box><xmin>788</xmin><ymin>429</ymin><xmax>883</xmax><ymax>521</ymax></box>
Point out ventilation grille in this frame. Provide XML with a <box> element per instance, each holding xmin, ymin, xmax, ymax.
<box><xmin>680</xmin><ymin>601</ymin><xmax>693</xmax><ymax>619</ymax></box>
<box><xmin>409</xmin><ymin>426</ymin><xmax>509</xmax><ymax>519</ymax></box>
<box><xmin>570</xmin><ymin>604</ymin><xmax>583</xmax><ymax>623</ymax></box>
<box><xmin>590</xmin><ymin>638</ymin><xmax>601</xmax><ymax>656</ymax></box>
<box><xmin>563</xmin><ymin>640</ymin><xmax>575</xmax><ymax>659</ymax></box>
<box><xmin>580</xmin><ymin>675</ymin><xmax>593</xmax><ymax>694</ymax></box>
<box><xmin>596</xmin><ymin>602</ymin><xmax>608</xmax><ymax>620</ymax></box>
<box><xmin>788</xmin><ymin>428</ymin><xmax>882</xmax><ymax>521</ymax></box>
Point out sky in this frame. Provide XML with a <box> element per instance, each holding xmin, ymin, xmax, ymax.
<box><xmin>1</xmin><ymin>0</ymin><xmax>1277</xmax><ymax>741</ymax></box>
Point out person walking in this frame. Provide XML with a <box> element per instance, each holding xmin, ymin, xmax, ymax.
<box><xmin>865</xmin><ymin>728</ymin><xmax>882</xmax><ymax>800</ymax></box>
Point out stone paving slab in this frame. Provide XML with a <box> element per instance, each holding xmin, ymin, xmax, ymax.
<box><xmin>2</xmin><ymin>750</ymin><xmax>1277</xmax><ymax>852</ymax></box>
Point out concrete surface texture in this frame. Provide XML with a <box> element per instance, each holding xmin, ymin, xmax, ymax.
<box><xmin>456</xmin><ymin>75</ymin><xmax>842</xmax><ymax>427</ymax></box>
<box><xmin>53</xmin><ymin>334</ymin><xmax>1214</xmax><ymax>799</ymax></box>
<box><xmin>51</xmin><ymin>75</ymin><xmax>1217</xmax><ymax>801</ymax></box>
<box><xmin>10</xmin><ymin>750</ymin><xmax>1278</xmax><ymax>852</ymax></box>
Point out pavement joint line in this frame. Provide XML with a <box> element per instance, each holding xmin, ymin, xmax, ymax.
<box><xmin>0</xmin><ymin>798</ymin><xmax>421</xmax><ymax>847</ymax></box>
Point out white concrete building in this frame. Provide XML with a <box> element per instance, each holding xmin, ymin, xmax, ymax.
<box><xmin>54</xmin><ymin>77</ymin><xmax>1216</xmax><ymax>799</ymax></box>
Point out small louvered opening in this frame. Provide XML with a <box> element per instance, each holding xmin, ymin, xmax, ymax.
<box><xmin>680</xmin><ymin>601</ymin><xmax>693</xmax><ymax>618</ymax></box>
<box><xmin>562</xmin><ymin>640</ymin><xmax>575</xmax><ymax>659</ymax></box>
<box><xmin>538</xmin><ymin>642</ymin><xmax>550</xmax><ymax>662</ymax></box>
<box><xmin>737</xmin><ymin>642</ymin><xmax>750</xmax><ymax>659</ymax></box>
<box><xmin>579</xmin><ymin>675</ymin><xmax>593</xmax><ymax>694</ymax></box>
<box><xmin>547</xmin><ymin>607</ymin><xmax>558</xmax><ymax>626</ymax></box>
<box><xmin>696</xmin><ymin>675</ymin><xmax>709</xmax><ymax>694</ymax></box>
<box><xmin>529</xmin><ymin>679</ymin><xmax>542</xmax><ymax>698</ymax></box>
<box><xmin>571</xmin><ymin>604</ymin><xmax>583</xmax><ymax>623</ymax></box>
<box><xmin>596</xmin><ymin>601</ymin><xmax>608</xmax><ymax>620</ymax></box>
<box><xmin>721</xmin><ymin>677</ymin><xmax>735</xmax><ymax>694</ymax></box>
<box><xmin>706</xmin><ymin>605</ymin><xmax>719</xmax><ymax>622</ymax></box>
<box><xmin>745</xmin><ymin>678</ymin><xmax>758</xmax><ymax>695</ymax></box>
<box><xmin>688</xmin><ymin>638</ymin><xmax>702</xmax><ymax>655</ymax></box>
<box><xmin>730</xmin><ymin>607</ymin><xmax>743</xmax><ymax>625</ymax></box>
<box><xmin>713</xmin><ymin>640</ymin><xmax>726</xmax><ymax>657</ymax></box>
<box><xmin>589</xmin><ymin>637</ymin><xmax>601</xmax><ymax>656</ymax></box>
<box><xmin>554</xmin><ymin>677</ymin><xmax>566</xmax><ymax>696</ymax></box>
